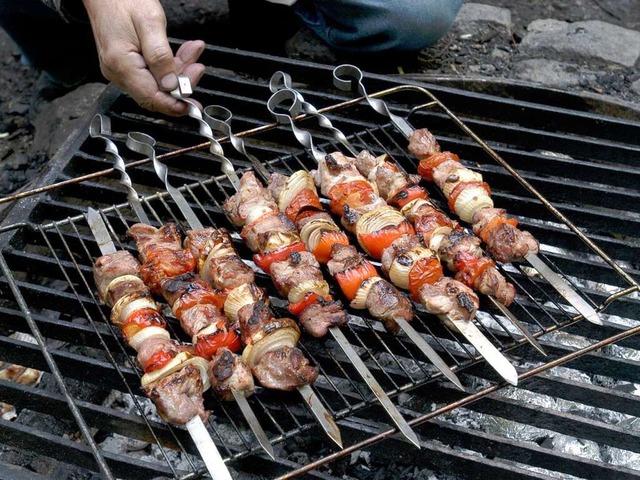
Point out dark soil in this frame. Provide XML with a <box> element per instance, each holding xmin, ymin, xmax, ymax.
<box><xmin>0</xmin><ymin>0</ymin><xmax>637</xmax><ymax>199</ymax></box>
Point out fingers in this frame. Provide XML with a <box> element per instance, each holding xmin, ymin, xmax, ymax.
<box><xmin>133</xmin><ymin>8</ymin><xmax>178</xmax><ymax>91</ymax></box>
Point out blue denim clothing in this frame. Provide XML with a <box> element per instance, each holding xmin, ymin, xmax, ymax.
<box><xmin>293</xmin><ymin>0</ymin><xmax>463</xmax><ymax>52</ymax></box>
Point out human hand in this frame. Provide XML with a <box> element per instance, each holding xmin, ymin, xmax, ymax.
<box><xmin>82</xmin><ymin>0</ymin><xmax>206</xmax><ymax>116</ymax></box>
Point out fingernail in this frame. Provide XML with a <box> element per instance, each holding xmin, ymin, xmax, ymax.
<box><xmin>160</xmin><ymin>73</ymin><xmax>178</xmax><ymax>90</ymax></box>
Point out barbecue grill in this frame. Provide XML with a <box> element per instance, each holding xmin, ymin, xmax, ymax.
<box><xmin>0</xmin><ymin>43</ymin><xmax>638</xmax><ymax>480</ymax></box>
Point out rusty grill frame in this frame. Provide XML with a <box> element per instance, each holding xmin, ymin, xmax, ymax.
<box><xmin>0</xmin><ymin>44</ymin><xmax>638</xmax><ymax>480</ymax></box>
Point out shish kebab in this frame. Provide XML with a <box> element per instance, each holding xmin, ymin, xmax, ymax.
<box><xmin>267</xmin><ymin>72</ymin><xmax>544</xmax><ymax>355</ymax></box>
<box><xmin>88</xmin><ymin>114</ymin><xmax>275</xmax><ymax>459</ymax></box>
<box><xmin>331</xmin><ymin>64</ymin><xmax>601</xmax><ymax>326</ymax></box>
<box><xmin>87</xmin><ymin>207</ymin><xmax>232</xmax><ymax>480</ymax></box>
<box><xmin>125</xmin><ymin>116</ymin><xmax>342</xmax><ymax>448</ymax></box>
<box><xmin>172</xmin><ymin>78</ymin><xmax>425</xmax><ymax>448</ymax></box>
<box><xmin>202</xmin><ymin>104</ymin><xmax>464</xmax><ymax>390</ymax></box>
<box><xmin>267</xmin><ymin>89</ymin><xmax>518</xmax><ymax>386</ymax></box>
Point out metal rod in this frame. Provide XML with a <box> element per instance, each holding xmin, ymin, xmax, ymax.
<box><xmin>171</xmin><ymin>75</ymin><xmax>241</xmax><ymax>190</ymax></box>
<box><xmin>269</xmin><ymin>76</ymin><xmax>546</xmax><ymax>357</ymax></box>
<box><xmin>273</xmin><ymin>322</ymin><xmax>640</xmax><ymax>480</ymax></box>
<box><xmin>134</xmin><ymin>129</ymin><xmax>341</xmax><ymax>451</ymax></box>
<box><xmin>86</xmin><ymin>207</ymin><xmax>232</xmax><ymax>479</ymax></box>
<box><xmin>205</xmin><ymin>105</ymin><xmax>435</xmax><ymax>437</ymax></box>
<box><xmin>330</xmin><ymin>64</ymin><xmax>611</xmax><ymax>324</ymax></box>
<box><xmin>266</xmin><ymin>87</ymin><xmax>517</xmax><ymax>386</ymax></box>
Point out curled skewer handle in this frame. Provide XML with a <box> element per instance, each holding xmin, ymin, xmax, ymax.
<box><xmin>267</xmin><ymin>89</ymin><xmax>325</xmax><ymax>163</ymax></box>
<box><xmin>203</xmin><ymin>105</ymin><xmax>271</xmax><ymax>182</ymax></box>
<box><xmin>171</xmin><ymin>76</ymin><xmax>241</xmax><ymax>189</ymax></box>
<box><xmin>89</xmin><ymin>114</ymin><xmax>150</xmax><ymax>223</ymax></box>
<box><xmin>332</xmin><ymin>64</ymin><xmax>414</xmax><ymax>138</ymax></box>
<box><xmin>127</xmin><ymin>131</ymin><xmax>204</xmax><ymax>230</ymax></box>
<box><xmin>269</xmin><ymin>71</ymin><xmax>357</xmax><ymax>156</ymax></box>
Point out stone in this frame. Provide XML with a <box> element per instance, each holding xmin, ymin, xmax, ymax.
<box><xmin>632</xmin><ymin>79</ymin><xmax>640</xmax><ymax>96</ymax></box>
<box><xmin>511</xmin><ymin>59</ymin><xmax>588</xmax><ymax>89</ymax></box>
<box><xmin>520</xmin><ymin>19</ymin><xmax>640</xmax><ymax>68</ymax></box>
<box><xmin>32</xmin><ymin>83</ymin><xmax>106</xmax><ymax>160</ymax></box>
<box><xmin>453</xmin><ymin>3</ymin><xmax>512</xmax><ymax>40</ymax></box>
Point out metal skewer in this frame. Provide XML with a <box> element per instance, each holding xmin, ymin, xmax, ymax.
<box><xmin>268</xmin><ymin>76</ymin><xmax>546</xmax><ymax>357</ymax></box>
<box><xmin>267</xmin><ymin>88</ymin><xmax>518</xmax><ymax>387</ymax></box>
<box><xmin>86</xmin><ymin>207</ymin><xmax>232</xmax><ymax>480</ymax></box>
<box><xmin>170</xmin><ymin>76</ymin><xmax>241</xmax><ymax>190</ymax></box>
<box><xmin>203</xmin><ymin>105</ymin><xmax>423</xmax><ymax>447</ymax></box>
<box><xmin>331</xmin><ymin>64</ymin><xmax>601</xmax><ymax>327</ymax></box>
<box><xmin>124</xmin><ymin>131</ymin><xmax>276</xmax><ymax>458</ymax></box>
<box><xmin>126</xmin><ymin>123</ymin><xmax>342</xmax><ymax>449</ymax></box>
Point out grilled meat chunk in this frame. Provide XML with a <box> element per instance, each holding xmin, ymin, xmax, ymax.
<box><xmin>224</xmin><ymin>171</ymin><xmax>278</xmax><ymax>227</ymax></box>
<box><xmin>472</xmin><ymin>208</ymin><xmax>539</xmax><ymax>263</ymax></box>
<box><xmin>418</xmin><ymin>277</ymin><xmax>479</xmax><ymax>322</ymax></box>
<box><xmin>269</xmin><ymin>251</ymin><xmax>324</xmax><ymax>297</ymax></box>
<box><xmin>208</xmin><ymin>347</ymin><xmax>254</xmax><ymax>401</ymax></box>
<box><xmin>241</xmin><ymin>211</ymin><xmax>298</xmax><ymax>254</ymax></box>
<box><xmin>93</xmin><ymin>250</ymin><xmax>147</xmax><ymax>307</ymax></box>
<box><xmin>365</xmin><ymin>279</ymin><xmax>413</xmax><ymax>333</ymax></box>
<box><xmin>127</xmin><ymin>223</ymin><xmax>196</xmax><ymax>295</ymax></box>
<box><xmin>298</xmin><ymin>299</ymin><xmax>349</xmax><ymax>337</ymax></box>
<box><xmin>407</xmin><ymin>128</ymin><xmax>441</xmax><ymax>159</ymax></box>
<box><xmin>142</xmin><ymin>364</ymin><xmax>208</xmax><ymax>424</ymax></box>
<box><xmin>252</xmin><ymin>346</ymin><xmax>319</xmax><ymax>391</ymax></box>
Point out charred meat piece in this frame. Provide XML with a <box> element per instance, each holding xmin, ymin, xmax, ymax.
<box><xmin>472</xmin><ymin>208</ymin><xmax>539</xmax><ymax>263</ymax></box>
<box><xmin>418</xmin><ymin>277</ymin><xmax>479</xmax><ymax>322</ymax></box>
<box><xmin>298</xmin><ymin>299</ymin><xmax>349</xmax><ymax>337</ymax></box>
<box><xmin>128</xmin><ymin>223</ymin><xmax>196</xmax><ymax>295</ymax></box>
<box><xmin>142</xmin><ymin>364</ymin><xmax>209</xmax><ymax>424</ymax></box>
<box><xmin>224</xmin><ymin>171</ymin><xmax>279</xmax><ymax>227</ymax></box>
<box><xmin>207</xmin><ymin>347</ymin><xmax>254</xmax><ymax>401</ymax></box>
<box><xmin>252</xmin><ymin>346</ymin><xmax>319</xmax><ymax>391</ymax></box>
<box><xmin>237</xmin><ymin>299</ymin><xmax>275</xmax><ymax>346</ymax></box>
<box><xmin>365</xmin><ymin>279</ymin><xmax>413</xmax><ymax>333</ymax></box>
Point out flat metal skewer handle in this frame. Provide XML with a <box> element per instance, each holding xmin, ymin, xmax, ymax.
<box><xmin>88</xmin><ymin>114</ymin><xmax>150</xmax><ymax>224</ymax></box>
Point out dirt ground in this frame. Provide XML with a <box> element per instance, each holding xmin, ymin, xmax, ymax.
<box><xmin>0</xmin><ymin>0</ymin><xmax>638</xmax><ymax>198</ymax></box>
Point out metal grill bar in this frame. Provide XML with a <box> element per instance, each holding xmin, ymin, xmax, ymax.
<box><xmin>0</xmin><ymin>44</ymin><xmax>638</xmax><ymax>479</ymax></box>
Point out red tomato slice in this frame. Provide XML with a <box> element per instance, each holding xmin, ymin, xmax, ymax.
<box><xmin>418</xmin><ymin>152</ymin><xmax>459</xmax><ymax>181</ymax></box>
<box><xmin>455</xmin><ymin>256</ymin><xmax>495</xmax><ymax>288</ymax></box>
<box><xmin>288</xmin><ymin>292</ymin><xmax>332</xmax><ymax>316</ymax></box>
<box><xmin>388</xmin><ymin>184</ymin><xmax>429</xmax><ymax>209</ymax></box>
<box><xmin>285</xmin><ymin>188</ymin><xmax>323</xmax><ymax>222</ymax></box>
<box><xmin>122</xmin><ymin>308</ymin><xmax>166</xmax><ymax>343</ymax></box>
<box><xmin>327</xmin><ymin>180</ymin><xmax>377</xmax><ymax>215</ymax></box>
<box><xmin>252</xmin><ymin>241</ymin><xmax>307</xmax><ymax>274</ymax></box>
<box><xmin>143</xmin><ymin>349</ymin><xmax>175</xmax><ymax>374</ymax></box>
<box><xmin>357</xmin><ymin>221</ymin><xmax>414</xmax><ymax>260</ymax></box>
<box><xmin>334</xmin><ymin>261</ymin><xmax>378</xmax><ymax>301</ymax></box>
<box><xmin>194</xmin><ymin>321</ymin><xmax>242</xmax><ymax>360</ymax></box>
<box><xmin>312</xmin><ymin>230</ymin><xmax>350</xmax><ymax>264</ymax></box>
<box><xmin>408</xmin><ymin>256</ymin><xmax>443</xmax><ymax>301</ymax></box>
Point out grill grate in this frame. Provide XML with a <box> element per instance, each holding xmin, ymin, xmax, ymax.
<box><xmin>0</xmin><ymin>44</ymin><xmax>638</xmax><ymax>480</ymax></box>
